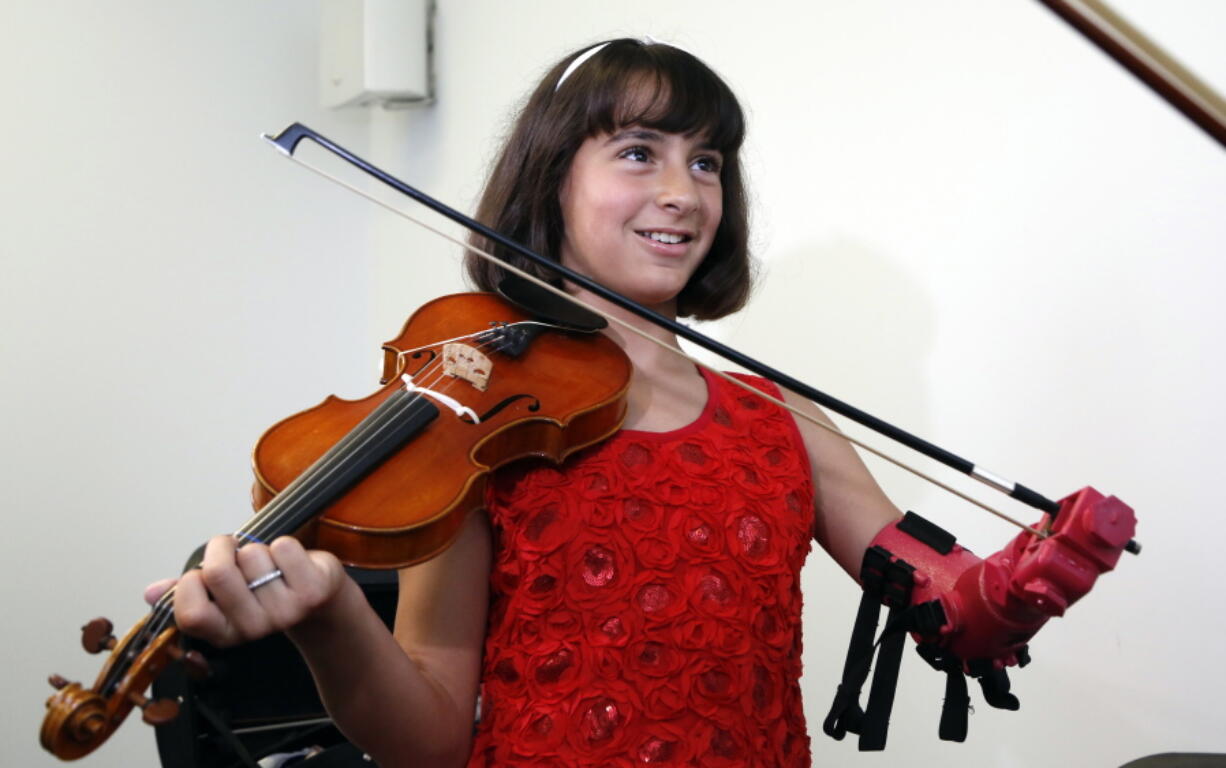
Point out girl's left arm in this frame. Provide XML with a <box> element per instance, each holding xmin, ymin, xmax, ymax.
<box><xmin>780</xmin><ymin>389</ymin><xmax>900</xmax><ymax>581</ymax></box>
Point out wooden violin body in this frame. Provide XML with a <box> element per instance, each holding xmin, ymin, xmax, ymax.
<box><xmin>253</xmin><ymin>291</ymin><xmax>631</xmax><ymax>567</ymax></box>
<box><xmin>41</xmin><ymin>290</ymin><xmax>631</xmax><ymax>760</ymax></box>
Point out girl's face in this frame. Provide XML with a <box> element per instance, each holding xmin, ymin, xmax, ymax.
<box><xmin>558</xmin><ymin>126</ymin><xmax>723</xmax><ymax>314</ymax></box>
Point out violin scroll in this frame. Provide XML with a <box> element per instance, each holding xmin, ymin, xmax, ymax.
<box><xmin>42</xmin><ymin>616</ymin><xmax>200</xmax><ymax>760</ymax></box>
<box><xmin>41</xmin><ymin>681</ymin><xmax>107</xmax><ymax>760</ymax></box>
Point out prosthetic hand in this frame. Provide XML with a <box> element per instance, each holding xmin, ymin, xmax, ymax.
<box><xmin>824</xmin><ymin>486</ymin><xmax>1136</xmax><ymax>749</ymax></box>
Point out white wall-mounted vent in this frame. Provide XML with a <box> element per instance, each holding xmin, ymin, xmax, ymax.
<box><xmin>320</xmin><ymin>0</ymin><xmax>433</xmax><ymax>108</ymax></box>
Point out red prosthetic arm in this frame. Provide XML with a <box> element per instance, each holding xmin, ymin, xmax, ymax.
<box><xmin>825</xmin><ymin>486</ymin><xmax>1136</xmax><ymax>749</ymax></box>
<box><xmin>878</xmin><ymin>486</ymin><xmax>1135</xmax><ymax>666</ymax></box>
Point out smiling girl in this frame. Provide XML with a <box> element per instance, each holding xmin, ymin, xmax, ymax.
<box><xmin>160</xmin><ymin>38</ymin><xmax>902</xmax><ymax>767</ymax></box>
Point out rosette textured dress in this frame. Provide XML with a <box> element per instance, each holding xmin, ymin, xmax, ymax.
<box><xmin>466</xmin><ymin>368</ymin><xmax>815</xmax><ymax>767</ymax></box>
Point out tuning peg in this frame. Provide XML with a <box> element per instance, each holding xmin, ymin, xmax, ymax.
<box><xmin>165</xmin><ymin>645</ymin><xmax>211</xmax><ymax>680</ymax></box>
<box><xmin>141</xmin><ymin>698</ymin><xmax>180</xmax><ymax>726</ymax></box>
<box><xmin>126</xmin><ymin>690</ymin><xmax>180</xmax><ymax>726</ymax></box>
<box><xmin>48</xmin><ymin>674</ymin><xmax>71</xmax><ymax>690</ymax></box>
<box><xmin>80</xmin><ymin>618</ymin><xmax>116</xmax><ymax>654</ymax></box>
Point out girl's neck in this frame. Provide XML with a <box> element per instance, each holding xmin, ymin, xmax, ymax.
<box><xmin>569</xmin><ymin>287</ymin><xmax>685</xmax><ymax>371</ymax></box>
<box><xmin>569</xmin><ymin>288</ymin><xmax>707</xmax><ymax>432</ymax></box>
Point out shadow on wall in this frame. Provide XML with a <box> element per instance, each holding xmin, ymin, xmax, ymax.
<box><xmin>720</xmin><ymin>237</ymin><xmax>935</xmax><ymax>503</ymax></box>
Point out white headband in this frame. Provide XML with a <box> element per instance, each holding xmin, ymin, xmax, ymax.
<box><xmin>554</xmin><ymin>42</ymin><xmax>613</xmax><ymax>92</ymax></box>
<box><xmin>554</xmin><ymin>36</ymin><xmax>683</xmax><ymax>92</ymax></box>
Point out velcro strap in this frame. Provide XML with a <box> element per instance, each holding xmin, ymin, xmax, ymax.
<box><xmin>897</xmin><ymin>510</ymin><xmax>957</xmax><ymax>554</ymax></box>
<box><xmin>859</xmin><ymin>605</ymin><xmax>908</xmax><ymax>750</ymax></box>
<box><xmin>826</xmin><ymin>545</ymin><xmax>918</xmax><ymax>750</ymax></box>
<box><xmin>861</xmin><ymin>545</ymin><xmax>916</xmax><ymax>609</ymax></box>
<box><xmin>916</xmin><ymin>642</ymin><xmax>972</xmax><ymax>743</ymax></box>
<box><xmin>939</xmin><ymin>670</ymin><xmax>970</xmax><ymax>742</ymax></box>
<box><xmin>823</xmin><ymin>589</ymin><xmax>881</xmax><ymax>740</ymax></box>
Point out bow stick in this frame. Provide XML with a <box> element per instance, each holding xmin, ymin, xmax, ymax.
<box><xmin>262</xmin><ymin>122</ymin><xmax>1141</xmax><ymax>555</ymax></box>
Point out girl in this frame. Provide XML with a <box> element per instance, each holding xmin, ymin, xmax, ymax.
<box><xmin>158</xmin><ymin>38</ymin><xmax>900</xmax><ymax>767</ymax></box>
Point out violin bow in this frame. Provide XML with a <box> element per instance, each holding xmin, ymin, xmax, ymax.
<box><xmin>262</xmin><ymin>124</ymin><xmax>1140</xmax><ymax>554</ymax></box>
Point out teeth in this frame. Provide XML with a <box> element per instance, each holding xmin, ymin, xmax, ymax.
<box><xmin>642</xmin><ymin>231</ymin><xmax>686</xmax><ymax>244</ymax></box>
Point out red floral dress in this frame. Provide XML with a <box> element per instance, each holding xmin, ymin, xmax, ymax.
<box><xmin>467</xmin><ymin>368</ymin><xmax>814</xmax><ymax>767</ymax></box>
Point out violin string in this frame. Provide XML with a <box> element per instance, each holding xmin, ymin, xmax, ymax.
<box><xmin>102</xmin><ymin>587</ymin><xmax>178</xmax><ymax>695</ymax></box>
<box><xmin>394</xmin><ymin>328</ymin><xmax>507</xmax><ymax>359</ymax></box>
<box><xmin>284</xmin><ymin>155</ymin><xmax>1045</xmax><ymax>538</ymax></box>
<box><xmin>109</xmin><ymin>334</ymin><xmax>499</xmax><ymax>695</ymax></box>
<box><xmin>114</xmin><ymin>342</ymin><xmax>473</xmax><ymax>690</ymax></box>
<box><xmin>237</xmin><ymin>335</ymin><xmax>509</xmax><ymax>544</ymax></box>
<box><xmin>233</xmin><ymin>329</ymin><xmax>513</xmax><ymax>564</ymax></box>
<box><xmin>245</xmin><ymin>335</ymin><xmax>492</xmax><ymax>541</ymax></box>
<box><xmin>236</xmin><ymin>333</ymin><xmax>508</xmax><ymax>546</ymax></box>
<box><xmin>235</xmin><ymin>355</ymin><xmax>456</xmax><ymax>543</ymax></box>
<box><xmin>237</xmin><ymin>354</ymin><xmax>462</xmax><ymax>544</ymax></box>
<box><xmin>237</xmin><ymin>364</ymin><xmax>488</xmax><ymax>551</ymax></box>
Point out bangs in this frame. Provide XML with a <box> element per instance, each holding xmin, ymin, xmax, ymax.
<box><xmin>569</xmin><ymin>41</ymin><xmax>745</xmax><ymax>153</ymax></box>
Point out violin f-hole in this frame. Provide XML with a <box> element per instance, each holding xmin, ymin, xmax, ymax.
<box><xmin>462</xmin><ymin>394</ymin><xmax>541</xmax><ymax>424</ymax></box>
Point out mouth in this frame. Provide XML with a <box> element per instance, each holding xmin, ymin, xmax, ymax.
<box><xmin>635</xmin><ymin>230</ymin><xmax>693</xmax><ymax>246</ymax></box>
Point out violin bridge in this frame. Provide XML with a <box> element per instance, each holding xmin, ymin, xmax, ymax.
<box><xmin>442</xmin><ymin>343</ymin><xmax>491</xmax><ymax>391</ymax></box>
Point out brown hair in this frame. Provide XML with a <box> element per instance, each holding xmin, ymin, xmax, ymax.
<box><xmin>466</xmin><ymin>38</ymin><xmax>752</xmax><ymax>320</ymax></box>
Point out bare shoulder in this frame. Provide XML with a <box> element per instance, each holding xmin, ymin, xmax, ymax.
<box><xmin>778</xmin><ymin>387</ymin><xmax>900</xmax><ymax>580</ymax></box>
<box><xmin>777</xmin><ymin>386</ymin><xmax>855</xmax><ymax>470</ymax></box>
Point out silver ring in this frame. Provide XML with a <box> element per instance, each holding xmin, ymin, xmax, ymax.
<box><xmin>246</xmin><ymin>568</ymin><xmax>284</xmax><ymax>591</ymax></box>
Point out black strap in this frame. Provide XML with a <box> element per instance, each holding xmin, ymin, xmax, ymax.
<box><xmin>858</xmin><ymin>604</ymin><xmax>907</xmax><ymax>750</ymax></box>
<box><xmin>916</xmin><ymin>643</ymin><xmax>971</xmax><ymax>742</ymax></box>
<box><xmin>897</xmin><ymin>511</ymin><xmax>957</xmax><ymax>554</ymax></box>
<box><xmin>825</xmin><ymin>513</ymin><xmax>1030</xmax><ymax>750</ymax></box>
<box><xmin>826</xmin><ymin>537</ymin><xmax>984</xmax><ymax>750</ymax></box>
<box><xmin>939</xmin><ymin>668</ymin><xmax>970</xmax><ymax>742</ymax></box>
<box><xmin>822</xmin><ymin>589</ymin><xmax>880</xmax><ymax>740</ymax></box>
<box><xmin>824</xmin><ymin>546</ymin><xmax>916</xmax><ymax>746</ymax></box>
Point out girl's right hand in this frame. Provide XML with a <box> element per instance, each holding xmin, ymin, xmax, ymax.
<box><xmin>145</xmin><ymin>534</ymin><xmax>347</xmax><ymax>648</ymax></box>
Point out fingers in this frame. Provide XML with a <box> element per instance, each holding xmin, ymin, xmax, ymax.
<box><xmin>270</xmin><ymin>536</ymin><xmax>344</xmax><ymax>611</ymax></box>
<box><xmin>173</xmin><ymin>535</ymin><xmax>246</xmax><ymax>646</ymax></box>
<box><xmin>220</xmin><ymin>537</ymin><xmax>284</xmax><ymax>636</ymax></box>
<box><xmin>173</xmin><ymin>534</ymin><xmax>345</xmax><ymax>648</ymax></box>
<box><xmin>174</xmin><ymin>562</ymin><xmax>234</xmax><ymax>645</ymax></box>
<box><xmin>236</xmin><ymin>537</ymin><xmax>307</xmax><ymax>630</ymax></box>
<box><xmin>144</xmin><ymin>578</ymin><xmax>177</xmax><ymax>606</ymax></box>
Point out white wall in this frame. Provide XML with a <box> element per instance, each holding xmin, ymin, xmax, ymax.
<box><xmin>4</xmin><ymin>2</ymin><xmax>1224</xmax><ymax>767</ymax></box>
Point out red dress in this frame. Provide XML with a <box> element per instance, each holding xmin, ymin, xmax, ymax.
<box><xmin>467</xmin><ymin>368</ymin><xmax>815</xmax><ymax>767</ymax></box>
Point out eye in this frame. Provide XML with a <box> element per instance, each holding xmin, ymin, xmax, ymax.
<box><xmin>692</xmin><ymin>154</ymin><xmax>722</xmax><ymax>174</ymax></box>
<box><xmin>618</xmin><ymin>145</ymin><xmax>652</xmax><ymax>163</ymax></box>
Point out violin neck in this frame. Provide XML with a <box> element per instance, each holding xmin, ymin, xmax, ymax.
<box><xmin>104</xmin><ymin>391</ymin><xmax>440</xmax><ymax>698</ymax></box>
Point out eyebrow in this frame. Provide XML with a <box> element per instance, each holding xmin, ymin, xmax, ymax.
<box><xmin>604</xmin><ymin>128</ymin><xmax>721</xmax><ymax>152</ymax></box>
<box><xmin>606</xmin><ymin>128</ymin><xmax>662</xmax><ymax>144</ymax></box>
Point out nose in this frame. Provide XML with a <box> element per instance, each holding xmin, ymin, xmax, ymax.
<box><xmin>655</xmin><ymin>163</ymin><xmax>699</xmax><ymax>214</ymax></box>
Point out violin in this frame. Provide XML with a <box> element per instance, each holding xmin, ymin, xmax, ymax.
<box><xmin>40</xmin><ymin>283</ymin><xmax>632</xmax><ymax>760</ymax></box>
